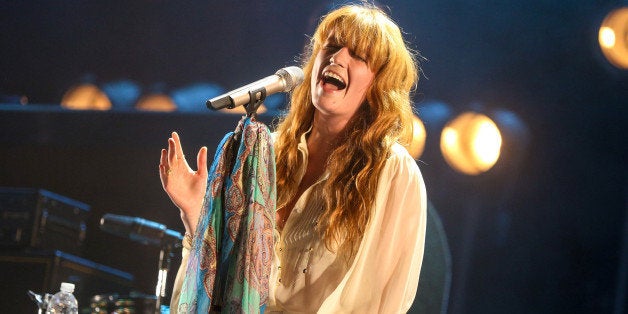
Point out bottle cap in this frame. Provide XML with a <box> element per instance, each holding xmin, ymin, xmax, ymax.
<box><xmin>60</xmin><ymin>282</ymin><xmax>75</xmax><ymax>293</ymax></box>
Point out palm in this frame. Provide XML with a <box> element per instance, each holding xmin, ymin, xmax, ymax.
<box><xmin>163</xmin><ymin>156</ymin><xmax>206</xmax><ymax>211</ymax></box>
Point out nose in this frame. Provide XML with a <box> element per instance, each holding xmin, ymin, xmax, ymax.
<box><xmin>330</xmin><ymin>47</ymin><xmax>351</xmax><ymax>67</ymax></box>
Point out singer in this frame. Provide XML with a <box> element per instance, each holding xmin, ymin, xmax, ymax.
<box><xmin>159</xmin><ymin>3</ymin><xmax>427</xmax><ymax>313</ymax></box>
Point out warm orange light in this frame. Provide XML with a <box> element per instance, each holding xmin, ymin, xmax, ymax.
<box><xmin>61</xmin><ymin>84</ymin><xmax>112</xmax><ymax>110</ymax></box>
<box><xmin>598</xmin><ymin>7</ymin><xmax>628</xmax><ymax>69</ymax></box>
<box><xmin>136</xmin><ymin>94</ymin><xmax>177</xmax><ymax>112</ymax></box>
<box><xmin>440</xmin><ymin>112</ymin><xmax>502</xmax><ymax>175</ymax></box>
<box><xmin>599</xmin><ymin>27</ymin><xmax>616</xmax><ymax>48</ymax></box>
<box><xmin>407</xmin><ymin>114</ymin><xmax>427</xmax><ymax>159</ymax></box>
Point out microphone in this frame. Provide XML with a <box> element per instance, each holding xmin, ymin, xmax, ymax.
<box><xmin>206</xmin><ymin>66</ymin><xmax>304</xmax><ymax>110</ymax></box>
<box><xmin>99</xmin><ymin>214</ymin><xmax>183</xmax><ymax>248</ymax></box>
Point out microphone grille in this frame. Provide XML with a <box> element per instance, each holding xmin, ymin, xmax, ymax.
<box><xmin>276</xmin><ymin>66</ymin><xmax>304</xmax><ymax>91</ymax></box>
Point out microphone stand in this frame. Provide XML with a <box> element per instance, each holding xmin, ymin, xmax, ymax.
<box><xmin>155</xmin><ymin>242</ymin><xmax>175</xmax><ymax>313</ymax></box>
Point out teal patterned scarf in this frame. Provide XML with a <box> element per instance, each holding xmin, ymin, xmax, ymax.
<box><xmin>178</xmin><ymin>116</ymin><xmax>276</xmax><ymax>313</ymax></box>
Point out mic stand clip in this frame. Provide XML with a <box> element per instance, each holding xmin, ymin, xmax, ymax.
<box><xmin>245</xmin><ymin>87</ymin><xmax>266</xmax><ymax>118</ymax></box>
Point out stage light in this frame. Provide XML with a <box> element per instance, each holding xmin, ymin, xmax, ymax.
<box><xmin>61</xmin><ymin>83</ymin><xmax>112</xmax><ymax>110</ymax></box>
<box><xmin>598</xmin><ymin>7</ymin><xmax>628</xmax><ymax>69</ymax></box>
<box><xmin>440</xmin><ymin>112</ymin><xmax>502</xmax><ymax>175</ymax></box>
<box><xmin>599</xmin><ymin>27</ymin><xmax>616</xmax><ymax>48</ymax></box>
<box><xmin>407</xmin><ymin>114</ymin><xmax>427</xmax><ymax>160</ymax></box>
<box><xmin>135</xmin><ymin>94</ymin><xmax>177</xmax><ymax>112</ymax></box>
<box><xmin>171</xmin><ymin>82</ymin><xmax>225</xmax><ymax>112</ymax></box>
<box><xmin>101</xmin><ymin>79</ymin><xmax>142</xmax><ymax>111</ymax></box>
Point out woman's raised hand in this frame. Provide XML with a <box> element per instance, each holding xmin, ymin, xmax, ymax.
<box><xmin>159</xmin><ymin>132</ymin><xmax>208</xmax><ymax>235</ymax></box>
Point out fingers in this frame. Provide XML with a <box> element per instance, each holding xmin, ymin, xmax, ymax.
<box><xmin>172</xmin><ymin>132</ymin><xmax>185</xmax><ymax>159</ymax></box>
<box><xmin>160</xmin><ymin>148</ymin><xmax>168</xmax><ymax>167</ymax></box>
<box><xmin>197</xmin><ymin>146</ymin><xmax>208</xmax><ymax>176</ymax></box>
<box><xmin>167</xmin><ymin>136</ymin><xmax>177</xmax><ymax>164</ymax></box>
<box><xmin>159</xmin><ymin>149</ymin><xmax>169</xmax><ymax>185</ymax></box>
<box><xmin>162</xmin><ymin>131</ymin><xmax>208</xmax><ymax>177</ymax></box>
<box><xmin>169</xmin><ymin>131</ymin><xmax>188</xmax><ymax>162</ymax></box>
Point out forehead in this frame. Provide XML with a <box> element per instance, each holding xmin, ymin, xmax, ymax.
<box><xmin>313</xmin><ymin>8</ymin><xmax>393</xmax><ymax>71</ymax></box>
<box><xmin>319</xmin><ymin>26</ymin><xmax>370</xmax><ymax>54</ymax></box>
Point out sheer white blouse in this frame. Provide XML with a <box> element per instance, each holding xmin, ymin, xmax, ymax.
<box><xmin>170</xmin><ymin>132</ymin><xmax>427</xmax><ymax>314</ymax></box>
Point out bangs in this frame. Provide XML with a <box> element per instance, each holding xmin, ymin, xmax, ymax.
<box><xmin>314</xmin><ymin>6</ymin><xmax>392</xmax><ymax>72</ymax></box>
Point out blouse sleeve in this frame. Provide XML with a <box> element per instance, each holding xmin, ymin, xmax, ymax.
<box><xmin>169</xmin><ymin>235</ymin><xmax>192</xmax><ymax>314</ymax></box>
<box><xmin>318</xmin><ymin>145</ymin><xmax>427</xmax><ymax>313</ymax></box>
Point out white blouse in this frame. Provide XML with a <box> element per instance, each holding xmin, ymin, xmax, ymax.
<box><xmin>170</xmin><ymin>133</ymin><xmax>427</xmax><ymax>314</ymax></box>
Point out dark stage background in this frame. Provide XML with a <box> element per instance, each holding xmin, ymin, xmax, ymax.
<box><xmin>1</xmin><ymin>1</ymin><xmax>626</xmax><ymax>313</ymax></box>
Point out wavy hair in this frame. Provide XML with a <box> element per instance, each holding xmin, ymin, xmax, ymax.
<box><xmin>274</xmin><ymin>4</ymin><xmax>419</xmax><ymax>257</ymax></box>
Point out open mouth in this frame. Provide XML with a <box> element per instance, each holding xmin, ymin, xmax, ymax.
<box><xmin>322</xmin><ymin>71</ymin><xmax>347</xmax><ymax>90</ymax></box>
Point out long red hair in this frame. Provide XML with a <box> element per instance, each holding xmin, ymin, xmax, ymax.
<box><xmin>274</xmin><ymin>4</ymin><xmax>419</xmax><ymax>257</ymax></box>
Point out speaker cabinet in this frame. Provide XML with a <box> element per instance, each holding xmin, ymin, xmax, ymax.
<box><xmin>0</xmin><ymin>249</ymin><xmax>134</xmax><ymax>313</ymax></box>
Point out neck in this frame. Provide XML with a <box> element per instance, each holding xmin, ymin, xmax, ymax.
<box><xmin>308</xmin><ymin>111</ymin><xmax>349</xmax><ymax>153</ymax></box>
<box><xmin>311</xmin><ymin>110</ymin><xmax>351</xmax><ymax>138</ymax></box>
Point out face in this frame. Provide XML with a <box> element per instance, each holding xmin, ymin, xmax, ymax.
<box><xmin>310</xmin><ymin>34</ymin><xmax>375</xmax><ymax>121</ymax></box>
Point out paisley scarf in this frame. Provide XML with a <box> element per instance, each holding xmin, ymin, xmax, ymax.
<box><xmin>178</xmin><ymin>116</ymin><xmax>276</xmax><ymax>313</ymax></box>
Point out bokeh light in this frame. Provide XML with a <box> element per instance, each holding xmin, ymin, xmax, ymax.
<box><xmin>61</xmin><ymin>84</ymin><xmax>112</xmax><ymax>111</ymax></box>
<box><xmin>598</xmin><ymin>7</ymin><xmax>628</xmax><ymax>69</ymax></box>
<box><xmin>440</xmin><ymin>112</ymin><xmax>502</xmax><ymax>175</ymax></box>
<box><xmin>407</xmin><ymin>114</ymin><xmax>427</xmax><ymax>160</ymax></box>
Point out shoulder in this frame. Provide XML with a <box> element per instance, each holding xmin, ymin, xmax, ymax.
<box><xmin>389</xmin><ymin>142</ymin><xmax>413</xmax><ymax>159</ymax></box>
<box><xmin>386</xmin><ymin>143</ymin><xmax>420</xmax><ymax>172</ymax></box>
<box><xmin>376</xmin><ymin>143</ymin><xmax>423</xmax><ymax>189</ymax></box>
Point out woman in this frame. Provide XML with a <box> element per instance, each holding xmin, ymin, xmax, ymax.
<box><xmin>160</xmin><ymin>4</ymin><xmax>427</xmax><ymax>313</ymax></box>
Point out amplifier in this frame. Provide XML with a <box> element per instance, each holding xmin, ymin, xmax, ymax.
<box><xmin>0</xmin><ymin>249</ymin><xmax>135</xmax><ymax>313</ymax></box>
<box><xmin>0</xmin><ymin>187</ymin><xmax>90</xmax><ymax>255</ymax></box>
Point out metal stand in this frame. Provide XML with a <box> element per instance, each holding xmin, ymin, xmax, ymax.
<box><xmin>155</xmin><ymin>244</ymin><xmax>175</xmax><ymax>313</ymax></box>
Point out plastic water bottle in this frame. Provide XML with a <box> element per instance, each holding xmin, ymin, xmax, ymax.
<box><xmin>46</xmin><ymin>282</ymin><xmax>78</xmax><ymax>314</ymax></box>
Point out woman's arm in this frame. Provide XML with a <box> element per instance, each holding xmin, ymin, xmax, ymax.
<box><xmin>158</xmin><ymin>132</ymin><xmax>208</xmax><ymax>313</ymax></box>
<box><xmin>319</xmin><ymin>145</ymin><xmax>427</xmax><ymax>313</ymax></box>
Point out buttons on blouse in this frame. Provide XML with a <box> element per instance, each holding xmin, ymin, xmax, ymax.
<box><xmin>275</xmin><ymin>247</ymin><xmax>315</xmax><ymax>286</ymax></box>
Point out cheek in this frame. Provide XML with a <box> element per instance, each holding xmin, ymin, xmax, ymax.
<box><xmin>351</xmin><ymin>65</ymin><xmax>375</xmax><ymax>89</ymax></box>
<box><xmin>310</xmin><ymin>61</ymin><xmax>322</xmax><ymax>88</ymax></box>
<box><xmin>353</xmin><ymin>74</ymin><xmax>374</xmax><ymax>96</ymax></box>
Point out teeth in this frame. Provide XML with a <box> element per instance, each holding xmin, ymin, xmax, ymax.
<box><xmin>323</xmin><ymin>71</ymin><xmax>345</xmax><ymax>85</ymax></box>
